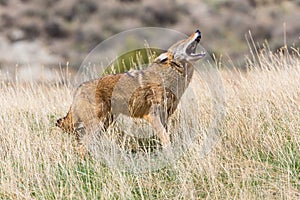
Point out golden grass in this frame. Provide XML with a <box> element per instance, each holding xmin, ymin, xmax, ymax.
<box><xmin>0</xmin><ymin>47</ymin><xmax>299</xmax><ymax>199</ymax></box>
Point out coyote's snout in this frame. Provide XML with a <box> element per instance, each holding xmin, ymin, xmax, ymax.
<box><xmin>56</xmin><ymin>30</ymin><xmax>205</xmax><ymax>150</ymax></box>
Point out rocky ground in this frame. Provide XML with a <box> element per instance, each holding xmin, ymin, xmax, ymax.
<box><xmin>0</xmin><ymin>0</ymin><xmax>299</xmax><ymax>81</ymax></box>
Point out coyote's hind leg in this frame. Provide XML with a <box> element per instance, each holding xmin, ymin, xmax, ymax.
<box><xmin>144</xmin><ymin>104</ymin><xmax>171</xmax><ymax>147</ymax></box>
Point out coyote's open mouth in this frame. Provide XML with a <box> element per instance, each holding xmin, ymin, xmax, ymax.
<box><xmin>185</xmin><ymin>30</ymin><xmax>205</xmax><ymax>61</ymax></box>
<box><xmin>167</xmin><ymin>29</ymin><xmax>205</xmax><ymax>62</ymax></box>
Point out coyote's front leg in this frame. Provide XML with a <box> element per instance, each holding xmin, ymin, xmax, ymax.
<box><xmin>76</xmin><ymin>112</ymin><xmax>113</xmax><ymax>159</ymax></box>
<box><xmin>144</xmin><ymin>104</ymin><xmax>171</xmax><ymax>147</ymax></box>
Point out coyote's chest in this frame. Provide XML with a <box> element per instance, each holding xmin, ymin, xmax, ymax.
<box><xmin>157</xmin><ymin>61</ymin><xmax>194</xmax><ymax>98</ymax></box>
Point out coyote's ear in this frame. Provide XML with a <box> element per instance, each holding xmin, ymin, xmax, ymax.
<box><xmin>154</xmin><ymin>52</ymin><xmax>168</xmax><ymax>63</ymax></box>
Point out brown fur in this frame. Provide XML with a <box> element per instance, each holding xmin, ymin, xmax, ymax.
<box><xmin>56</xmin><ymin>30</ymin><xmax>204</xmax><ymax>151</ymax></box>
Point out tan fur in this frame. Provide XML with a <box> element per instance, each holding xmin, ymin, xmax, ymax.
<box><xmin>56</xmin><ymin>30</ymin><xmax>204</xmax><ymax>151</ymax></box>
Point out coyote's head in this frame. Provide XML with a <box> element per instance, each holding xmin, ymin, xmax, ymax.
<box><xmin>155</xmin><ymin>30</ymin><xmax>205</xmax><ymax>63</ymax></box>
<box><xmin>56</xmin><ymin>112</ymin><xmax>75</xmax><ymax>133</ymax></box>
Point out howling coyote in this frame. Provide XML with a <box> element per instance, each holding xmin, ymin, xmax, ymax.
<box><xmin>56</xmin><ymin>30</ymin><xmax>205</xmax><ymax>149</ymax></box>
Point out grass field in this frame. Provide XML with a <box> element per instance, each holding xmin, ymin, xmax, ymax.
<box><xmin>0</xmin><ymin>46</ymin><xmax>299</xmax><ymax>199</ymax></box>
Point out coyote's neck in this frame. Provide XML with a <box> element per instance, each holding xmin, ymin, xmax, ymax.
<box><xmin>147</xmin><ymin>59</ymin><xmax>194</xmax><ymax>98</ymax></box>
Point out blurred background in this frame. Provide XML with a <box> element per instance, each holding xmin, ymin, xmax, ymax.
<box><xmin>0</xmin><ymin>0</ymin><xmax>299</xmax><ymax>81</ymax></box>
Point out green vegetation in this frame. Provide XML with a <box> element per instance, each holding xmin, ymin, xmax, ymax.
<box><xmin>104</xmin><ymin>47</ymin><xmax>164</xmax><ymax>74</ymax></box>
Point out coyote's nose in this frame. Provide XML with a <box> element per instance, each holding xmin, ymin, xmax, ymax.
<box><xmin>195</xmin><ymin>30</ymin><xmax>201</xmax><ymax>42</ymax></box>
<box><xmin>56</xmin><ymin>118</ymin><xmax>63</xmax><ymax>127</ymax></box>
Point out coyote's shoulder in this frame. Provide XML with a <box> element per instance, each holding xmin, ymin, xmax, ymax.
<box><xmin>56</xmin><ymin>30</ymin><xmax>205</xmax><ymax>149</ymax></box>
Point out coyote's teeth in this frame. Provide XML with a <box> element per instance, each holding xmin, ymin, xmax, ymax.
<box><xmin>191</xmin><ymin>51</ymin><xmax>205</xmax><ymax>56</ymax></box>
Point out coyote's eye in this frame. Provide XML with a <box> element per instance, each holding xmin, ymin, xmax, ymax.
<box><xmin>160</xmin><ymin>57</ymin><xmax>168</xmax><ymax>63</ymax></box>
<box><xmin>155</xmin><ymin>52</ymin><xmax>168</xmax><ymax>63</ymax></box>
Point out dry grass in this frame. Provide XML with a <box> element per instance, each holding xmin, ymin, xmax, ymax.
<box><xmin>0</xmin><ymin>47</ymin><xmax>299</xmax><ymax>199</ymax></box>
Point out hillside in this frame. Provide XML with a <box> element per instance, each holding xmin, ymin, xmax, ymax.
<box><xmin>0</xmin><ymin>0</ymin><xmax>299</xmax><ymax>80</ymax></box>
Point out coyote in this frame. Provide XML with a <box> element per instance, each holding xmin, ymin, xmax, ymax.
<box><xmin>56</xmin><ymin>30</ymin><xmax>205</xmax><ymax>150</ymax></box>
